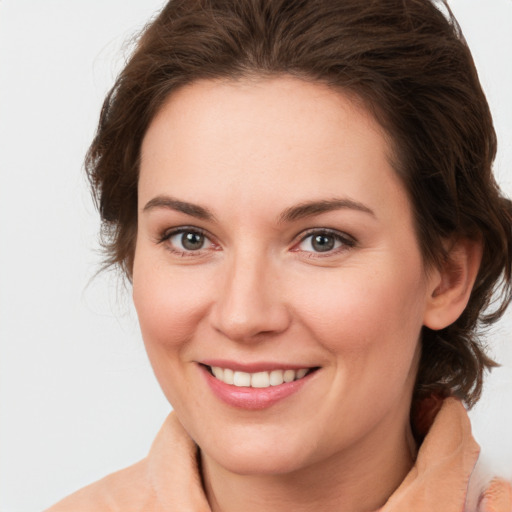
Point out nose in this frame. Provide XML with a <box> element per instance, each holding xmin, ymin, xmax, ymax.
<box><xmin>209</xmin><ymin>250</ymin><xmax>291</xmax><ymax>343</ymax></box>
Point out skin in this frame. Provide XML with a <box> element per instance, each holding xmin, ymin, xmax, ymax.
<box><xmin>133</xmin><ymin>76</ymin><xmax>477</xmax><ymax>512</ymax></box>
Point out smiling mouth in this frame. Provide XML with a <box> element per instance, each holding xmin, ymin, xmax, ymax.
<box><xmin>204</xmin><ymin>365</ymin><xmax>318</xmax><ymax>388</ymax></box>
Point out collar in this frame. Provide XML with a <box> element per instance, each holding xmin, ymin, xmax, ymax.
<box><xmin>379</xmin><ymin>397</ymin><xmax>480</xmax><ymax>511</ymax></box>
<box><xmin>147</xmin><ymin>397</ymin><xmax>480</xmax><ymax>511</ymax></box>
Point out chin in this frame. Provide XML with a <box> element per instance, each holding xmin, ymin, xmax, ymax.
<box><xmin>198</xmin><ymin>426</ymin><xmax>320</xmax><ymax>476</ymax></box>
<box><xmin>206</xmin><ymin>447</ymin><xmax>309</xmax><ymax>476</ymax></box>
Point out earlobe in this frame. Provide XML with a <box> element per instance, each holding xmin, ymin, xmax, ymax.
<box><xmin>423</xmin><ymin>238</ymin><xmax>483</xmax><ymax>331</ymax></box>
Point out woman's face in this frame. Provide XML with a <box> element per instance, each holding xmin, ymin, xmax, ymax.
<box><xmin>133</xmin><ymin>77</ymin><xmax>437</xmax><ymax>475</ymax></box>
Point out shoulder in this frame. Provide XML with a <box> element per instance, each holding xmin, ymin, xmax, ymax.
<box><xmin>43</xmin><ymin>458</ymin><xmax>160</xmax><ymax>512</ymax></box>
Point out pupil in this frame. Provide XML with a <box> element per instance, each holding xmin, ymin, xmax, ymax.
<box><xmin>182</xmin><ymin>232</ymin><xmax>204</xmax><ymax>250</ymax></box>
<box><xmin>312</xmin><ymin>234</ymin><xmax>334</xmax><ymax>252</ymax></box>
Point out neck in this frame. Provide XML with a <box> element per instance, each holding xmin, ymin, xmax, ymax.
<box><xmin>201</xmin><ymin>413</ymin><xmax>417</xmax><ymax>512</ymax></box>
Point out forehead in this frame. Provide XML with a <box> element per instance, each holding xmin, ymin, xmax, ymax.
<box><xmin>142</xmin><ymin>76</ymin><xmax>389</xmax><ymax>157</ymax></box>
<box><xmin>139</xmin><ymin>76</ymin><xmax>409</xmax><ymax>224</ymax></box>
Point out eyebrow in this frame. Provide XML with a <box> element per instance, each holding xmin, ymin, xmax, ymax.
<box><xmin>143</xmin><ymin>195</ymin><xmax>216</xmax><ymax>221</ymax></box>
<box><xmin>278</xmin><ymin>198</ymin><xmax>375</xmax><ymax>223</ymax></box>
<box><xmin>142</xmin><ymin>195</ymin><xmax>375</xmax><ymax>223</ymax></box>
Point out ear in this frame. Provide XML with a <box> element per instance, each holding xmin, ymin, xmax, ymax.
<box><xmin>423</xmin><ymin>237</ymin><xmax>483</xmax><ymax>330</ymax></box>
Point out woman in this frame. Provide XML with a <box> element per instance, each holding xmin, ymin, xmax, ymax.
<box><xmin>46</xmin><ymin>0</ymin><xmax>512</xmax><ymax>510</ymax></box>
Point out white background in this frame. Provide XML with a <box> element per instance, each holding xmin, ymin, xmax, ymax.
<box><xmin>0</xmin><ymin>1</ymin><xmax>511</xmax><ymax>511</ymax></box>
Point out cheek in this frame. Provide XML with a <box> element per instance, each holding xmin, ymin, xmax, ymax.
<box><xmin>290</xmin><ymin>263</ymin><xmax>426</xmax><ymax>434</ymax></box>
<box><xmin>132</xmin><ymin>253</ymin><xmax>215</xmax><ymax>409</ymax></box>
<box><xmin>132</xmin><ymin>255</ymin><xmax>212</xmax><ymax>351</ymax></box>
<box><xmin>290</xmin><ymin>261</ymin><xmax>427</xmax><ymax>362</ymax></box>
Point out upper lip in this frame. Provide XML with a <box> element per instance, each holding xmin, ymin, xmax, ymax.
<box><xmin>199</xmin><ymin>359</ymin><xmax>318</xmax><ymax>373</ymax></box>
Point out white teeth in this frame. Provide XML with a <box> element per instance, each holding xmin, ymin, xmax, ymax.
<box><xmin>210</xmin><ymin>366</ymin><xmax>311</xmax><ymax>388</ymax></box>
<box><xmin>269</xmin><ymin>369</ymin><xmax>284</xmax><ymax>386</ymax></box>
<box><xmin>251</xmin><ymin>371</ymin><xmax>270</xmax><ymax>388</ymax></box>
<box><xmin>212</xmin><ymin>367</ymin><xmax>224</xmax><ymax>379</ymax></box>
<box><xmin>283</xmin><ymin>369</ymin><xmax>295</xmax><ymax>383</ymax></box>
<box><xmin>223</xmin><ymin>368</ymin><xmax>234</xmax><ymax>385</ymax></box>
<box><xmin>296</xmin><ymin>368</ymin><xmax>308</xmax><ymax>379</ymax></box>
<box><xmin>233</xmin><ymin>371</ymin><xmax>251</xmax><ymax>387</ymax></box>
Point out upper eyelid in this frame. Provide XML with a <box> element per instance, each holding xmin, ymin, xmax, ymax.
<box><xmin>295</xmin><ymin>227</ymin><xmax>356</xmax><ymax>243</ymax></box>
<box><xmin>158</xmin><ymin>227</ymin><xmax>218</xmax><ymax>257</ymax></box>
<box><xmin>292</xmin><ymin>229</ymin><xmax>357</xmax><ymax>257</ymax></box>
<box><xmin>159</xmin><ymin>225</ymin><xmax>211</xmax><ymax>242</ymax></box>
<box><xmin>156</xmin><ymin>225</ymin><xmax>355</xmax><ymax>250</ymax></box>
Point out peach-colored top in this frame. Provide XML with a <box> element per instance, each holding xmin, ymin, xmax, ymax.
<box><xmin>46</xmin><ymin>398</ymin><xmax>511</xmax><ymax>512</ymax></box>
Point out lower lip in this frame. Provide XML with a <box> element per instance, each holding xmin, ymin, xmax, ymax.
<box><xmin>200</xmin><ymin>365</ymin><xmax>315</xmax><ymax>410</ymax></box>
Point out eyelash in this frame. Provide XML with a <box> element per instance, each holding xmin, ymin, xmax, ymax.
<box><xmin>293</xmin><ymin>228</ymin><xmax>356</xmax><ymax>257</ymax></box>
<box><xmin>158</xmin><ymin>226</ymin><xmax>218</xmax><ymax>257</ymax></box>
<box><xmin>157</xmin><ymin>227</ymin><xmax>356</xmax><ymax>257</ymax></box>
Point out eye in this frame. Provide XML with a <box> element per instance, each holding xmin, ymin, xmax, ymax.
<box><xmin>171</xmin><ymin>231</ymin><xmax>207</xmax><ymax>251</ymax></box>
<box><xmin>296</xmin><ymin>229</ymin><xmax>355</xmax><ymax>254</ymax></box>
<box><xmin>160</xmin><ymin>227</ymin><xmax>217</xmax><ymax>255</ymax></box>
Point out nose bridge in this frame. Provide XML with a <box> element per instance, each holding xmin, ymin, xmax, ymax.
<box><xmin>211</xmin><ymin>244</ymin><xmax>289</xmax><ymax>341</ymax></box>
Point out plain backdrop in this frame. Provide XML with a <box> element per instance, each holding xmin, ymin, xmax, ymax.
<box><xmin>0</xmin><ymin>1</ymin><xmax>511</xmax><ymax>511</ymax></box>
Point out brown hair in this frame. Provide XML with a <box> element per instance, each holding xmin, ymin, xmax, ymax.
<box><xmin>86</xmin><ymin>0</ymin><xmax>512</xmax><ymax>407</ymax></box>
